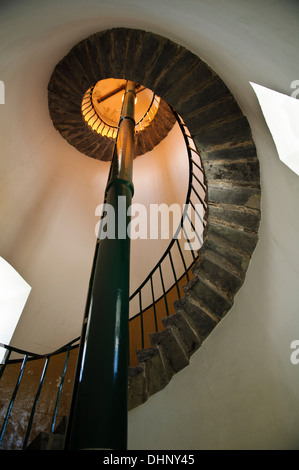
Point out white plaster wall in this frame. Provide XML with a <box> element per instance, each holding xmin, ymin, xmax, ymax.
<box><xmin>0</xmin><ymin>0</ymin><xmax>298</xmax><ymax>450</ymax></box>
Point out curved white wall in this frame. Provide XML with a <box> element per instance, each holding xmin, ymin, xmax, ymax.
<box><xmin>0</xmin><ymin>0</ymin><xmax>299</xmax><ymax>450</ymax></box>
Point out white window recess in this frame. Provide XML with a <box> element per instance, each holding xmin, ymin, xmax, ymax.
<box><xmin>250</xmin><ymin>82</ymin><xmax>299</xmax><ymax>176</ymax></box>
<box><xmin>0</xmin><ymin>257</ymin><xmax>31</xmax><ymax>363</ymax></box>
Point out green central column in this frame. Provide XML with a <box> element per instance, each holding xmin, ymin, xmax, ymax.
<box><xmin>65</xmin><ymin>81</ymin><xmax>136</xmax><ymax>450</ymax></box>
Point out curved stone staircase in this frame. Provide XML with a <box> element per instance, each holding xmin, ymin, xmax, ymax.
<box><xmin>128</xmin><ymin>200</ymin><xmax>260</xmax><ymax>409</ymax></box>
<box><xmin>23</xmin><ymin>27</ymin><xmax>261</xmax><ymax>449</ymax></box>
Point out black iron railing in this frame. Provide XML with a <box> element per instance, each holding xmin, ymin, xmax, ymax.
<box><xmin>128</xmin><ymin>109</ymin><xmax>207</xmax><ymax>353</ymax></box>
<box><xmin>0</xmin><ymin>338</ymin><xmax>79</xmax><ymax>450</ymax></box>
<box><xmin>0</xmin><ymin>109</ymin><xmax>206</xmax><ymax>449</ymax></box>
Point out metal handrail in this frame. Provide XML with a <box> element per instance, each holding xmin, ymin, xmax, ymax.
<box><xmin>128</xmin><ymin>109</ymin><xmax>207</xmax><ymax>343</ymax></box>
<box><xmin>0</xmin><ymin>338</ymin><xmax>80</xmax><ymax>449</ymax></box>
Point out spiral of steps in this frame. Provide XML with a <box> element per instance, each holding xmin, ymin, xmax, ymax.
<box><xmin>47</xmin><ymin>27</ymin><xmax>261</xmax><ymax>415</ymax></box>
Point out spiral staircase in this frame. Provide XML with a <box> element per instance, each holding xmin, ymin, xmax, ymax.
<box><xmin>0</xmin><ymin>28</ymin><xmax>261</xmax><ymax>450</ymax></box>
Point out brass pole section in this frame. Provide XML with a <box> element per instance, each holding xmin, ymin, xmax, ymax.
<box><xmin>65</xmin><ymin>81</ymin><xmax>136</xmax><ymax>450</ymax></box>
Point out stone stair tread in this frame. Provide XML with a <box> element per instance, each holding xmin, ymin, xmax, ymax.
<box><xmin>197</xmin><ymin>247</ymin><xmax>245</xmax><ymax>281</ymax></box>
<box><xmin>184</xmin><ymin>267</ymin><xmax>233</xmax><ymax>313</ymax></box>
<box><xmin>185</xmin><ymin>94</ymin><xmax>243</xmax><ymax>135</ymax></box>
<box><xmin>208</xmin><ymin>203</ymin><xmax>260</xmax><ymax>234</ymax></box>
<box><xmin>176</xmin><ymin>77</ymin><xmax>230</xmax><ymax>121</ymax></box>
<box><xmin>203</xmin><ymin>232</ymin><xmax>250</xmax><ymax>277</ymax></box>
<box><xmin>149</xmin><ymin>327</ymin><xmax>189</xmax><ymax>375</ymax></box>
<box><xmin>207</xmin><ymin>181</ymin><xmax>261</xmax><ymax>210</ymax></box>
<box><xmin>26</xmin><ymin>432</ymin><xmax>64</xmax><ymax>451</ymax></box>
<box><xmin>165</xmin><ymin>60</ymin><xmax>215</xmax><ymax>107</ymax></box>
<box><xmin>128</xmin><ymin>365</ymin><xmax>148</xmax><ymax>411</ymax></box>
<box><xmin>162</xmin><ymin>310</ymin><xmax>202</xmax><ymax>358</ymax></box>
<box><xmin>179</xmin><ymin>285</ymin><xmax>220</xmax><ymax>321</ymax></box>
<box><xmin>174</xmin><ymin>294</ymin><xmax>218</xmax><ymax>340</ymax></box>
<box><xmin>200</xmin><ymin>141</ymin><xmax>257</xmax><ymax>162</ymax></box>
<box><xmin>144</xmin><ymin>37</ymin><xmax>181</xmax><ymax>90</ymax></box>
<box><xmin>192</xmin><ymin>249</ymin><xmax>244</xmax><ymax>301</ymax></box>
<box><xmin>53</xmin><ymin>415</ymin><xmax>68</xmax><ymax>435</ymax></box>
<box><xmin>136</xmin><ymin>347</ymin><xmax>169</xmax><ymax>397</ymax></box>
<box><xmin>203</xmin><ymin>158</ymin><xmax>260</xmax><ymax>185</ymax></box>
<box><xmin>154</xmin><ymin>48</ymin><xmax>200</xmax><ymax>101</ymax></box>
<box><xmin>208</xmin><ymin>220</ymin><xmax>259</xmax><ymax>257</ymax></box>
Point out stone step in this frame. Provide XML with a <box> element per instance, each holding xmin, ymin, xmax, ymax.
<box><xmin>165</xmin><ymin>62</ymin><xmax>216</xmax><ymax>113</ymax></box>
<box><xmin>202</xmin><ymin>231</ymin><xmax>251</xmax><ymax>277</ymax></box>
<box><xmin>136</xmin><ymin>347</ymin><xmax>169</xmax><ymax>397</ymax></box>
<box><xmin>162</xmin><ymin>310</ymin><xmax>202</xmax><ymax>358</ymax></box>
<box><xmin>146</xmin><ymin>125</ymin><xmax>161</xmax><ymax>148</ymax></box>
<box><xmin>109</xmin><ymin>27</ymin><xmax>136</xmax><ymax>79</ymax></box>
<box><xmin>174</xmin><ymin>294</ymin><xmax>218</xmax><ymax>340</ymax></box>
<box><xmin>121</xmin><ymin>29</ymin><xmax>146</xmax><ymax>81</ymax></box>
<box><xmin>135</xmin><ymin>132</ymin><xmax>146</xmax><ymax>157</ymax></box>
<box><xmin>53</xmin><ymin>415</ymin><xmax>68</xmax><ymax>436</ymax></box>
<box><xmin>200</xmin><ymin>141</ymin><xmax>257</xmax><ymax>162</ymax></box>
<box><xmin>208</xmin><ymin>203</ymin><xmax>260</xmax><ymax>234</ymax></box>
<box><xmin>90</xmin><ymin>29</ymin><xmax>115</xmax><ymax>79</ymax></box>
<box><xmin>175</xmin><ymin>76</ymin><xmax>230</xmax><ymax>120</ymax></box>
<box><xmin>130</xmin><ymin>32</ymin><xmax>165</xmax><ymax>84</ymax></box>
<box><xmin>142</xmin><ymin>38</ymin><xmax>178</xmax><ymax>89</ymax></box>
<box><xmin>208</xmin><ymin>181</ymin><xmax>260</xmax><ymax>210</ymax></box>
<box><xmin>128</xmin><ymin>366</ymin><xmax>147</xmax><ymax>411</ymax></box>
<box><xmin>203</xmin><ymin>158</ymin><xmax>260</xmax><ymax>185</ymax></box>
<box><xmin>194</xmin><ymin>115</ymin><xmax>252</xmax><ymax>150</ymax></box>
<box><xmin>207</xmin><ymin>220</ymin><xmax>259</xmax><ymax>257</ymax></box>
<box><xmin>151</xmin><ymin>48</ymin><xmax>200</xmax><ymax>102</ymax></box>
<box><xmin>86</xmin><ymin>137</ymin><xmax>114</xmax><ymax>162</ymax></box>
<box><xmin>192</xmin><ymin>248</ymin><xmax>244</xmax><ymax>301</ymax></box>
<box><xmin>49</xmin><ymin>65</ymin><xmax>83</xmax><ymax>103</ymax></box>
<box><xmin>186</xmin><ymin>95</ymin><xmax>243</xmax><ymax>135</ymax></box>
<box><xmin>134</xmin><ymin>99</ymin><xmax>176</xmax><ymax>157</ymax></box>
<box><xmin>183</xmin><ymin>272</ymin><xmax>233</xmax><ymax>320</ymax></box>
<box><xmin>150</xmin><ymin>327</ymin><xmax>189</xmax><ymax>375</ymax></box>
<box><xmin>26</xmin><ymin>414</ymin><xmax>68</xmax><ymax>450</ymax></box>
<box><xmin>198</xmin><ymin>246</ymin><xmax>245</xmax><ymax>280</ymax></box>
<box><xmin>25</xmin><ymin>432</ymin><xmax>65</xmax><ymax>451</ymax></box>
<box><xmin>81</xmin><ymin>35</ymin><xmax>105</xmax><ymax>83</ymax></box>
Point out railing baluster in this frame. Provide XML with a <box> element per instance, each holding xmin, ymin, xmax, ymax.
<box><xmin>191</xmin><ymin>184</ymin><xmax>207</xmax><ymax>210</ymax></box>
<box><xmin>169</xmin><ymin>251</ymin><xmax>181</xmax><ymax>299</ymax></box>
<box><xmin>81</xmin><ymin>101</ymin><xmax>93</xmax><ymax>113</ymax></box>
<box><xmin>176</xmin><ymin>238</ymin><xmax>190</xmax><ymax>282</ymax></box>
<box><xmin>188</xmin><ymin>145</ymin><xmax>202</xmax><ymax>159</ymax></box>
<box><xmin>190</xmin><ymin>157</ymin><xmax>204</xmax><ymax>174</ymax></box>
<box><xmin>87</xmin><ymin>108</ymin><xmax>97</xmax><ymax>125</ymax></box>
<box><xmin>186</xmin><ymin>211</ymin><xmax>202</xmax><ymax>246</ymax></box>
<box><xmin>139</xmin><ymin>290</ymin><xmax>144</xmax><ymax>349</ymax></box>
<box><xmin>190</xmin><ymin>199</ymin><xmax>206</xmax><ymax>227</ymax></box>
<box><xmin>0</xmin><ymin>354</ymin><xmax>28</xmax><ymax>447</ymax></box>
<box><xmin>150</xmin><ymin>276</ymin><xmax>158</xmax><ymax>332</ymax></box>
<box><xmin>159</xmin><ymin>264</ymin><xmax>169</xmax><ymax>317</ymax></box>
<box><xmin>0</xmin><ymin>347</ymin><xmax>11</xmax><ymax>380</ymax></box>
<box><xmin>182</xmin><ymin>225</ymin><xmax>196</xmax><ymax>261</ymax></box>
<box><xmin>51</xmin><ymin>346</ymin><xmax>71</xmax><ymax>433</ymax></box>
<box><xmin>192</xmin><ymin>170</ymin><xmax>206</xmax><ymax>192</ymax></box>
<box><xmin>22</xmin><ymin>356</ymin><xmax>50</xmax><ymax>449</ymax></box>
